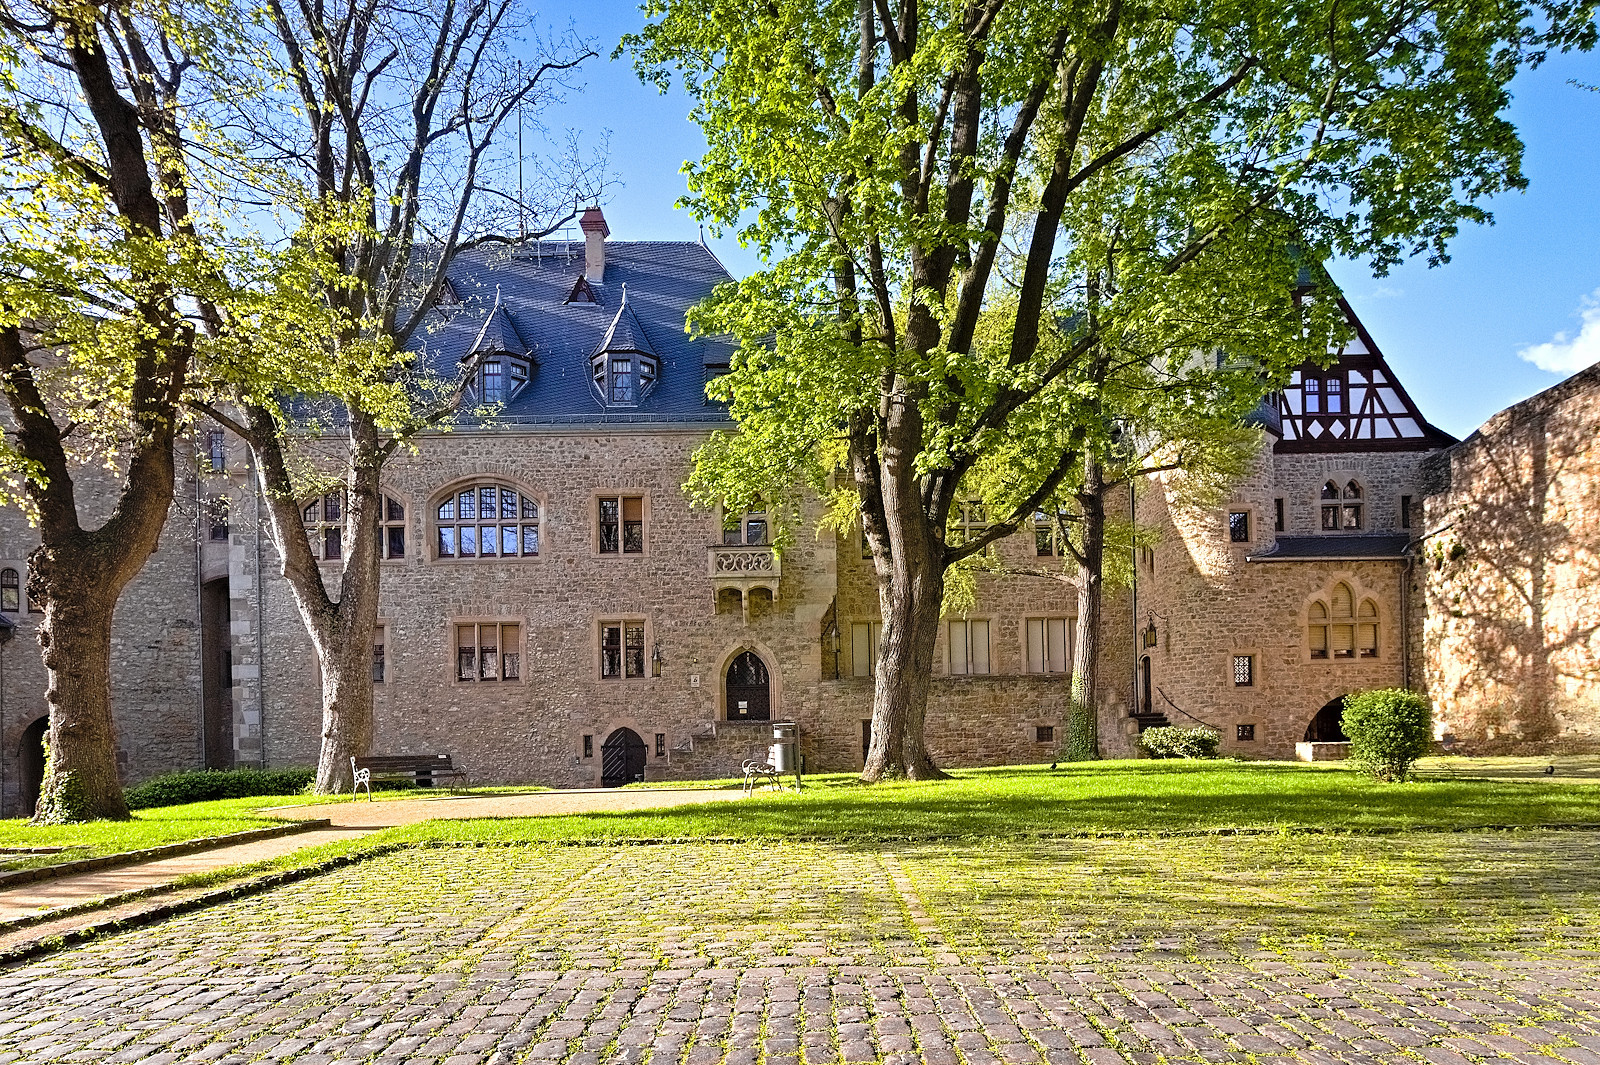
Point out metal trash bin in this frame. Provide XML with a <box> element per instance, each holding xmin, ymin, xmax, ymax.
<box><xmin>769</xmin><ymin>722</ymin><xmax>801</xmax><ymax>787</ymax></box>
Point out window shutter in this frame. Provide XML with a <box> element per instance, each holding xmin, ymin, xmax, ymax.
<box><xmin>1048</xmin><ymin>618</ymin><xmax>1069</xmax><ymax>674</ymax></box>
<box><xmin>1026</xmin><ymin>619</ymin><xmax>1045</xmax><ymax>673</ymax></box>
<box><xmin>970</xmin><ymin>620</ymin><xmax>990</xmax><ymax>675</ymax></box>
<box><xmin>852</xmin><ymin>623</ymin><xmax>873</xmax><ymax>678</ymax></box>
<box><xmin>949</xmin><ymin>621</ymin><xmax>968</xmax><ymax>675</ymax></box>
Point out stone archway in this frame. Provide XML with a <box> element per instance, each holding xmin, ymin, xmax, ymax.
<box><xmin>17</xmin><ymin>716</ymin><xmax>47</xmax><ymax>818</ymax></box>
<box><xmin>600</xmin><ymin>728</ymin><xmax>647</xmax><ymax>788</ymax></box>
<box><xmin>725</xmin><ymin>651</ymin><xmax>771</xmax><ymax>722</ymax></box>
<box><xmin>1304</xmin><ymin>696</ymin><xmax>1350</xmax><ymax>742</ymax></box>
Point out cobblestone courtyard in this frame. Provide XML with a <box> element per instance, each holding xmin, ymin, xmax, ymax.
<box><xmin>2</xmin><ymin>830</ymin><xmax>1599</xmax><ymax>1065</ymax></box>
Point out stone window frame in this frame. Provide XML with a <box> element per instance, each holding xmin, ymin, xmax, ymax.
<box><xmin>592</xmin><ymin>490</ymin><xmax>651</xmax><ymax>558</ymax></box>
<box><xmin>1305</xmin><ymin>580</ymin><xmax>1381</xmax><ymax>662</ymax></box>
<box><xmin>372</xmin><ymin>619</ymin><xmax>390</xmax><ymax>685</ymax></box>
<box><xmin>1227</xmin><ymin>507</ymin><xmax>1254</xmax><ymax>545</ymax></box>
<box><xmin>1236</xmin><ymin>723</ymin><xmax>1256</xmax><ymax>742</ymax></box>
<box><xmin>1319</xmin><ymin>478</ymin><xmax>1364</xmax><ymax>532</ymax></box>
<box><xmin>0</xmin><ymin>562</ymin><xmax>25</xmax><ymax>614</ymax></box>
<box><xmin>1034</xmin><ymin>724</ymin><xmax>1055</xmax><ymax>744</ymax></box>
<box><xmin>944</xmin><ymin>616</ymin><xmax>994</xmax><ymax>676</ymax></box>
<box><xmin>1231</xmin><ymin>652</ymin><xmax>1256</xmax><ymax>687</ymax></box>
<box><xmin>849</xmin><ymin>619</ymin><xmax>883</xmax><ymax>679</ymax></box>
<box><xmin>1023</xmin><ymin>616</ymin><xmax>1074</xmax><ymax>676</ymax></box>
<box><xmin>1033</xmin><ymin>508</ymin><xmax>1066</xmax><ymax>558</ymax></box>
<box><xmin>596</xmin><ymin>617</ymin><xmax>651</xmax><ymax>682</ymax></box>
<box><xmin>302</xmin><ymin>487</ymin><xmax>410</xmax><ymax>564</ymax></box>
<box><xmin>717</xmin><ymin>502</ymin><xmax>769</xmax><ymax>546</ymax></box>
<box><xmin>430</xmin><ymin>479</ymin><xmax>542</xmax><ymax>564</ymax></box>
<box><xmin>451</xmin><ymin>617</ymin><xmax>525</xmax><ymax>685</ymax></box>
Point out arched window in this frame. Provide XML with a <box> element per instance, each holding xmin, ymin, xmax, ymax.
<box><xmin>1308</xmin><ymin>601</ymin><xmax>1328</xmax><ymax>659</ymax></box>
<box><xmin>0</xmin><ymin>568</ymin><xmax>19</xmax><ymax>613</ymax></box>
<box><xmin>1308</xmin><ymin>584</ymin><xmax>1377</xmax><ymax>661</ymax></box>
<box><xmin>436</xmin><ymin>483</ymin><xmax>540</xmax><ymax>559</ymax></box>
<box><xmin>303</xmin><ymin>491</ymin><xmax>407</xmax><ymax>561</ymax></box>
<box><xmin>1358</xmin><ymin>598</ymin><xmax>1379</xmax><ymax>657</ymax></box>
<box><xmin>1320</xmin><ymin>480</ymin><xmax>1362</xmax><ymax>530</ymax></box>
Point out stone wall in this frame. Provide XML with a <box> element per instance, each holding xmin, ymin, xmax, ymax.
<box><xmin>1421</xmin><ymin>361</ymin><xmax>1600</xmax><ymax>749</ymax></box>
<box><xmin>1128</xmin><ymin>443</ymin><xmax>1426</xmax><ymax>759</ymax></box>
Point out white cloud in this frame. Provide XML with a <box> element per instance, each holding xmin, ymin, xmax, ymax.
<box><xmin>1369</xmin><ymin>285</ymin><xmax>1404</xmax><ymax>300</ymax></box>
<box><xmin>1517</xmin><ymin>289</ymin><xmax>1600</xmax><ymax>375</ymax></box>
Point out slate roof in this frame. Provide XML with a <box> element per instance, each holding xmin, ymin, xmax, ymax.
<box><xmin>409</xmin><ymin>239</ymin><xmax>737</xmax><ymax>425</ymax></box>
<box><xmin>1246</xmin><ymin>534</ymin><xmax>1412</xmax><ymax>562</ymax></box>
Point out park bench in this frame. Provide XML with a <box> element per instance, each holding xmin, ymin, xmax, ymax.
<box><xmin>351</xmin><ymin>754</ymin><xmax>468</xmax><ymax>800</ymax></box>
<box><xmin>741</xmin><ymin>759</ymin><xmax>782</xmax><ymax>796</ymax></box>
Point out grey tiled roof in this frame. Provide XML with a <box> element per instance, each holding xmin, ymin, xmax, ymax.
<box><xmin>410</xmin><ymin>240</ymin><xmax>736</xmax><ymax>425</ymax></box>
<box><xmin>1247</xmin><ymin>534</ymin><xmax>1412</xmax><ymax>562</ymax></box>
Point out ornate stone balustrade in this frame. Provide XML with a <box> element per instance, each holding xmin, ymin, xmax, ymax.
<box><xmin>708</xmin><ymin>545</ymin><xmax>780</xmax><ymax>620</ymax></box>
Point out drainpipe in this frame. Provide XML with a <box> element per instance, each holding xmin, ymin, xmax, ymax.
<box><xmin>252</xmin><ymin>448</ymin><xmax>269</xmax><ymax>769</ymax></box>
<box><xmin>194</xmin><ymin>454</ymin><xmax>206</xmax><ymax>769</ymax></box>
<box><xmin>0</xmin><ymin>622</ymin><xmax>9</xmax><ymax>818</ymax></box>
<box><xmin>1130</xmin><ymin>481</ymin><xmax>1138</xmax><ymax>723</ymax></box>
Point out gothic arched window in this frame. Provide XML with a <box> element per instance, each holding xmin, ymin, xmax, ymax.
<box><xmin>1320</xmin><ymin>480</ymin><xmax>1363</xmax><ymax>531</ymax></box>
<box><xmin>0</xmin><ymin>568</ymin><xmax>19</xmax><ymax>613</ymax></box>
<box><xmin>1308</xmin><ymin>584</ymin><xmax>1378</xmax><ymax>660</ymax></box>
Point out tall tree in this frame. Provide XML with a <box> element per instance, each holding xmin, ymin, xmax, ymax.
<box><xmin>632</xmin><ymin>0</ymin><xmax>1595</xmax><ymax>781</ymax></box>
<box><xmin>195</xmin><ymin>0</ymin><xmax>601</xmax><ymax>793</ymax></box>
<box><xmin>0</xmin><ymin>0</ymin><xmax>262</xmax><ymax>820</ymax></box>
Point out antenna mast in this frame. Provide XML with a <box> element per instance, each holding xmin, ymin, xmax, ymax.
<box><xmin>517</xmin><ymin>60</ymin><xmax>526</xmax><ymax>242</ymax></box>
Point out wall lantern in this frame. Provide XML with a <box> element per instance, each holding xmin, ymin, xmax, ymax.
<box><xmin>652</xmin><ymin>642</ymin><xmax>664</xmax><ymax>678</ymax></box>
<box><xmin>1143</xmin><ymin>617</ymin><xmax>1158</xmax><ymax>649</ymax></box>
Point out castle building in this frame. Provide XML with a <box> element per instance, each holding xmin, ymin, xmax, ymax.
<box><xmin>0</xmin><ymin>210</ymin><xmax>1594</xmax><ymax>811</ymax></box>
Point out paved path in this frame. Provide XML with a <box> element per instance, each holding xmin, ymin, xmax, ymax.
<box><xmin>270</xmin><ymin>785</ymin><xmax>744</xmax><ymax>828</ymax></box>
<box><xmin>0</xmin><ymin>831</ymin><xmax>1598</xmax><ymax>1064</ymax></box>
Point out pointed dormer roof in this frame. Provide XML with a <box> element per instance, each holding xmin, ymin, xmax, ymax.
<box><xmin>1274</xmin><ymin>297</ymin><xmax>1455</xmax><ymax>453</ymax></box>
<box><xmin>466</xmin><ymin>296</ymin><xmax>528</xmax><ymax>358</ymax></box>
<box><xmin>593</xmin><ymin>286</ymin><xmax>655</xmax><ymax>358</ymax></box>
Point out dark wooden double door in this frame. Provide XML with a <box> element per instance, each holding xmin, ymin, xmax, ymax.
<box><xmin>601</xmin><ymin>728</ymin><xmax>647</xmax><ymax>788</ymax></box>
<box><xmin>726</xmin><ymin>651</ymin><xmax>770</xmax><ymax>721</ymax></box>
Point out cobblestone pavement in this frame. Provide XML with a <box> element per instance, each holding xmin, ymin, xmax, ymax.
<box><xmin>0</xmin><ymin>831</ymin><xmax>1598</xmax><ymax>1065</ymax></box>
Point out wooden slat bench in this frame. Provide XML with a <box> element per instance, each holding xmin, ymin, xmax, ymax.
<box><xmin>351</xmin><ymin>754</ymin><xmax>468</xmax><ymax>800</ymax></box>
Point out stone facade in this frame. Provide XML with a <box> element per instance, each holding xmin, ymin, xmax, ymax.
<box><xmin>3</xmin><ymin>218</ymin><xmax>1594</xmax><ymax>801</ymax></box>
<box><xmin>1419</xmin><ymin>360</ymin><xmax>1600</xmax><ymax>749</ymax></box>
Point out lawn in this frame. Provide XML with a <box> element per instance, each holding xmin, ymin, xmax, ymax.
<box><xmin>392</xmin><ymin>758</ymin><xmax>1600</xmax><ymax>847</ymax></box>
<box><xmin>0</xmin><ymin>794</ymin><xmax>331</xmax><ymax>869</ymax></box>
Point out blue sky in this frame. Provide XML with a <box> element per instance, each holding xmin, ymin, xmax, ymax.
<box><xmin>533</xmin><ymin>3</ymin><xmax>1600</xmax><ymax>440</ymax></box>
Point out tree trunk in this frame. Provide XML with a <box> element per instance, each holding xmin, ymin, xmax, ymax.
<box><xmin>311</xmin><ymin>611</ymin><xmax>377</xmax><ymax>794</ymax></box>
<box><xmin>862</xmin><ymin>546</ymin><xmax>948</xmax><ymax>781</ymax></box>
<box><xmin>30</xmin><ymin>554</ymin><xmax>130</xmax><ymax>821</ymax></box>
<box><xmin>1066</xmin><ymin>454</ymin><xmax>1106</xmax><ymax>761</ymax></box>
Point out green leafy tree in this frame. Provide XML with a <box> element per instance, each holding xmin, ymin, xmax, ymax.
<box><xmin>630</xmin><ymin>0</ymin><xmax>1593</xmax><ymax>781</ymax></box>
<box><xmin>1342</xmin><ymin>688</ymin><xmax>1434</xmax><ymax>781</ymax></box>
<box><xmin>193</xmin><ymin>0</ymin><xmax>601</xmax><ymax>793</ymax></box>
<box><xmin>0</xmin><ymin>0</ymin><xmax>274</xmax><ymax>820</ymax></box>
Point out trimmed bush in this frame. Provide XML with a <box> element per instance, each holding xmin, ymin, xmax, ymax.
<box><xmin>1342</xmin><ymin>688</ymin><xmax>1433</xmax><ymax>782</ymax></box>
<box><xmin>124</xmin><ymin>767</ymin><xmax>316</xmax><ymax>810</ymax></box>
<box><xmin>1138</xmin><ymin>726</ymin><xmax>1220</xmax><ymax>760</ymax></box>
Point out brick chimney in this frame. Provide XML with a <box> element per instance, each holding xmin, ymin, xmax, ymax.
<box><xmin>580</xmin><ymin>206</ymin><xmax>610</xmax><ymax>283</ymax></box>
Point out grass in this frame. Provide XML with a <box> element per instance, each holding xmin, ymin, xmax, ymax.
<box><xmin>385</xmin><ymin>759</ymin><xmax>1600</xmax><ymax>847</ymax></box>
<box><xmin>0</xmin><ymin>795</ymin><xmax>327</xmax><ymax>869</ymax></box>
<box><xmin>8</xmin><ymin>758</ymin><xmax>1600</xmax><ymax>874</ymax></box>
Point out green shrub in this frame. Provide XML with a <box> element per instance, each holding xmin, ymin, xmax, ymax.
<box><xmin>1138</xmin><ymin>726</ymin><xmax>1220</xmax><ymax>760</ymax></box>
<box><xmin>1342</xmin><ymin>688</ymin><xmax>1433</xmax><ymax>781</ymax></box>
<box><xmin>124</xmin><ymin>767</ymin><xmax>316</xmax><ymax>809</ymax></box>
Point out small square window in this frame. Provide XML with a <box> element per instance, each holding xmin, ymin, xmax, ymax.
<box><xmin>1237</xmin><ymin>723</ymin><xmax>1255</xmax><ymax>742</ymax></box>
<box><xmin>1035</xmin><ymin>725</ymin><xmax>1055</xmax><ymax>744</ymax></box>
<box><xmin>655</xmin><ymin>733</ymin><xmax>666</xmax><ymax>757</ymax></box>
<box><xmin>1232</xmin><ymin>654</ymin><xmax>1254</xmax><ymax>687</ymax></box>
<box><xmin>582</xmin><ymin>735</ymin><xmax>593</xmax><ymax>758</ymax></box>
<box><xmin>1228</xmin><ymin>511</ymin><xmax>1250</xmax><ymax>543</ymax></box>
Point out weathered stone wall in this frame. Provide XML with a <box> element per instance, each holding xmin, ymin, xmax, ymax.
<box><xmin>1128</xmin><ymin>444</ymin><xmax>1426</xmax><ymax>759</ymax></box>
<box><xmin>1421</xmin><ymin>361</ymin><xmax>1600</xmax><ymax>749</ymax></box>
<box><xmin>0</xmin><ymin>457</ymin><xmax>208</xmax><ymax>815</ymax></box>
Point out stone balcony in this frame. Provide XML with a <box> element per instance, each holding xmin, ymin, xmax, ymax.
<box><xmin>708</xmin><ymin>544</ymin><xmax>780</xmax><ymax>620</ymax></box>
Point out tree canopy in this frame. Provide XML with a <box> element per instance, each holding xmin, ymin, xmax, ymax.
<box><xmin>629</xmin><ymin>0</ymin><xmax>1596</xmax><ymax>778</ymax></box>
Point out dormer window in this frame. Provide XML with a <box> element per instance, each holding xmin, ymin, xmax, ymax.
<box><xmin>475</xmin><ymin>356</ymin><xmax>530</xmax><ymax>406</ymax></box>
<box><xmin>590</xmin><ymin>288</ymin><xmax>659</xmax><ymax>408</ymax></box>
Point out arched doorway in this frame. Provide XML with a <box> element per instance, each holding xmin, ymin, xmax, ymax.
<box><xmin>1304</xmin><ymin>696</ymin><xmax>1350</xmax><ymax>742</ymax></box>
<box><xmin>726</xmin><ymin>651</ymin><xmax>771</xmax><ymax>722</ymax></box>
<box><xmin>600</xmin><ymin>728</ymin><xmax>647</xmax><ymax>788</ymax></box>
<box><xmin>1140</xmin><ymin>655</ymin><xmax>1153</xmax><ymax>715</ymax></box>
<box><xmin>18</xmin><ymin>717</ymin><xmax>47</xmax><ymax>819</ymax></box>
